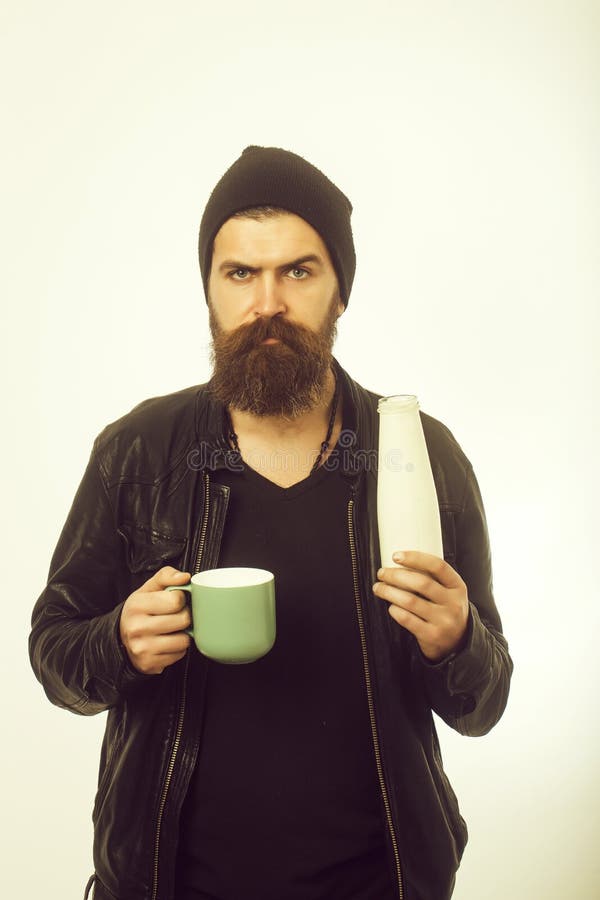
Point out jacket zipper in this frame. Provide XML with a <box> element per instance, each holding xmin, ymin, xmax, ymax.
<box><xmin>347</xmin><ymin>497</ymin><xmax>404</xmax><ymax>900</ymax></box>
<box><xmin>151</xmin><ymin>472</ymin><xmax>211</xmax><ymax>900</ymax></box>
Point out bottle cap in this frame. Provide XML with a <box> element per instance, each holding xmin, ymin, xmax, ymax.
<box><xmin>377</xmin><ymin>395</ymin><xmax>419</xmax><ymax>414</ymax></box>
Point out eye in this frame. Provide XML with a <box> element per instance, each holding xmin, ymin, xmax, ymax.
<box><xmin>230</xmin><ymin>268</ymin><xmax>251</xmax><ymax>280</ymax></box>
<box><xmin>289</xmin><ymin>267</ymin><xmax>309</xmax><ymax>280</ymax></box>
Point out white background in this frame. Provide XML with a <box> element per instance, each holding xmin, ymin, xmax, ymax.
<box><xmin>2</xmin><ymin>1</ymin><xmax>599</xmax><ymax>898</ymax></box>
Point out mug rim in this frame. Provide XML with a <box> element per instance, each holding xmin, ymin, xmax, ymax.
<box><xmin>191</xmin><ymin>567</ymin><xmax>274</xmax><ymax>588</ymax></box>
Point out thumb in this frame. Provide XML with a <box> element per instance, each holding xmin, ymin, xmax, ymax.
<box><xmin>139</xmin><ymin>566</ymin><xmax>191</xmax><ymax>593</ymax></box>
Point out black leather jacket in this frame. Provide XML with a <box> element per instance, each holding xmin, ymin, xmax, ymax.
<box><xmin>29</xmin><ymin>361</ymin><xmax>512</xmax><ymax>900</ymax></box>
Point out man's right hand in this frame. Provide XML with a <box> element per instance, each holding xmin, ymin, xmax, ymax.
<box><xmin>119</xmin><ymin>566</ymin><xmax>192</xmax><ymax>675</ymax></box>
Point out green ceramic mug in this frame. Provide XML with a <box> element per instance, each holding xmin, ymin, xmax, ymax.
<box><xmin>166</xmin><ymin>567</ymin><xmax>276</xmax><ymax>664</ymax></box>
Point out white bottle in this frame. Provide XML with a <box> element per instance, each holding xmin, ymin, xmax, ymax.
<box><xmin>377</xmin><ymin>395</ymin><xmax>443</xmax><ymax>568</ymax></box>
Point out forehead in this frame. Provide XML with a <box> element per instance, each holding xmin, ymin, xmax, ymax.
<box><xmin>211</xmin><ymin>211</ymin><xmax>333</xmax><ymax>267</ymax></box>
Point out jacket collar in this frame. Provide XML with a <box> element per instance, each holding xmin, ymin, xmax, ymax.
<box><xmin>194</xmin><ymin>357</ymin><xmax>378</xmax><ymax>483</ymax></box>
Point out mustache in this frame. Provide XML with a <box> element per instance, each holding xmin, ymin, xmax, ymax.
<box><xmin>208</xmin><ymin>299</ymin><xmax>339</xmax><ymax>418</ymax></box>
<box><xmin>216</xmin><ymin>316</ymin><xmax>313</xmax><ymax>356</ymax></box>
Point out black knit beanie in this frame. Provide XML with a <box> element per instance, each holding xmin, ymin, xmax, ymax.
<box><xmin>198</xmin><ymin>145</ymin><xmax>356</xmax><ymax>307</ymax></box>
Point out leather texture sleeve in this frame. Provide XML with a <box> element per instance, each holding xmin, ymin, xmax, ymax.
<box><xmin>29</xmin><ymin>444</ymin><xmax>150</xmax><ymax>715</ymax></box>
<box><xmin>416</xmin><ymin>463</ymin><xmax>513</xmax><ymax>736</ymax></box>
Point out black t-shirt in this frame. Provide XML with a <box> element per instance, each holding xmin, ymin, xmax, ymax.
<box><xmin>175</xmin><ymin>437</ymin><xmax>397</xmax><ymax>899</ymax></box>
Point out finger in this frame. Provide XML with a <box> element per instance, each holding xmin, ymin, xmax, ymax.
<box><xmin>131</xmin><ymin>631</ymin><xmax>191</xmax><ymax>660</ymax></box>
<box><xmin>377</xmin><ymin>567</ymin><xmax>444</xmax><ymax>604</ymax></box>
<box><xmin>153</xmin><ymin>632</ymin><xmax>192</xmax><ymax>655</ymax></box>
<box><xmin>139</xmin><ymin>566</ymin><xmax>191</xmax><ymax>594</ymax></box>
<box><xmin>391</xmin><ymin>551</ymin><xmax>463</xmax><ymax>589</ymax></box>
<box><xmin>151</xmin><ymin>648</ymin><xmax>190</xmax><ymax>673</ymax></box>
<box><xmin>124</xmin><ymin>629</ymin><xmax>191</xmax><ymax>672</ymax></box>
<box><xmin>387</xmin><ymin>603</ymin><xmax>429</xmax><ymax>641</ymax></box>
<box><xmin>142</xmin><ymin>638</ymin><xmax>191</xmax><ymax>673</ymax></box>
<box><xmin>372</xmin><ymin>582</ymin><xmax>432</xmax><ymax>621</ymax></box>
<box><xmin>147</xmin><ymin>609</ymin><xmax>192</xmax><ymax>635</ymax></box>
<box><xmin>155</xmin><ymin>653</ymin><xmax>188</xmax><ymax>671</ymax></box>
<box><xmin>131</xmin><ymin>588</ymin><xmax>189</xmax><ymax>616</ymax></box>
<box><xmin>158</xmin><ymin>587</ymin><xmax>189</xmax><ymax>613</ymax></box>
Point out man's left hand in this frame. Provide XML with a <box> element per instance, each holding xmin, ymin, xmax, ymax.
<box><xmin>373</xmin><ymin>550</ymin><xmax>469</xmax><ymax>663</ymax></box>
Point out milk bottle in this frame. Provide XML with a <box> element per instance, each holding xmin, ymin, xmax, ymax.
<box><xmin>377</xmin><ymin>395</ymin><xmax>443</xmax><ymax>568</ymax></box>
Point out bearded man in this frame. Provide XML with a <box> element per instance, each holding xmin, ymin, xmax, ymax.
<box><xmin>30</xmin><ymin>146</ymin><xmax>513</xmax><ymax>900</ymax></box>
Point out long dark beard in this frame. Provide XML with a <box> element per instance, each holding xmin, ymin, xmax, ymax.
<box><xmin>208</xmin><ymin>297</ymin><xmax>339</xmax><ymax>418</ymax></box>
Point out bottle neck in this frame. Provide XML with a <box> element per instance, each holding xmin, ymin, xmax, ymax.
<box><xmin>378</xmin><ymin>394</ymin><xmax>419</xmax><ymax>415</ymax></box>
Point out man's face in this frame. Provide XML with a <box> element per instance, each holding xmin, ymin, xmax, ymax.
<box><xmin>207</xmin><ymin>212</ymin><xmax>344</xmax><ymax>418</ymax></box>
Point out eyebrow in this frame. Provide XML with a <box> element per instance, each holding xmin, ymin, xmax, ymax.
<box><xmin>218</xmin><ymin>254</ymin><xmax>324</xmax><ymax>274</ymax></box>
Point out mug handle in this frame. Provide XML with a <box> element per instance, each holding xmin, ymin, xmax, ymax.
<box><xmin>165</xmin><ymin>584</ymin><xmax>194</xmax><ymax>637</ymax></box>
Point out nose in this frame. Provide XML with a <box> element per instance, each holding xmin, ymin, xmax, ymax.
<box><xmin>252</xmin><ymin>274</ymin><xmax>286</xmax><ymax>319</ymax></box>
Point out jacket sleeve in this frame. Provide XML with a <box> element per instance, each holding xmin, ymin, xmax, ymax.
<box><xmin>29</xmin><ymin>443</ymin><xmax>150</xmax><ymax>715</ymax></box>
<box><xmin>416</xmin><ymin>462</ymin><xmax>513</xmax><ymax>736</ymax></box>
